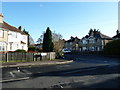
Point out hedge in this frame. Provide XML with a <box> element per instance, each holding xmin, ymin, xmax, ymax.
<box><xmin>103</xmin><ymin>40</ymin><xmax>120</xmax><ymax>55</ymax></box>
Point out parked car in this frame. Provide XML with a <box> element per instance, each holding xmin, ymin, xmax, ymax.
<box><xmin>62</xmin><ymin>49</ymin><xmax>71</xmax><ymax>53</ymax></box>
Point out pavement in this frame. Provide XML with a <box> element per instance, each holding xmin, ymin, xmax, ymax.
<box><xmin>0</xmin><ymin>59</ymin><xmax>73</xmax><ymax>68</ymax></box>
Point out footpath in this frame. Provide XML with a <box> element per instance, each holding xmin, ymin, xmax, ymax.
<box><xmin>0</xmin><ymin>59</ymin><xmax>73</xmax><ymax>68</ymax></box>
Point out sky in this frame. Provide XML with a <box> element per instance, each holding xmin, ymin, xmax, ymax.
<box><xmin>1</xmin><ymin>2</ymin><xmax>118</xmax><ymax>43</ymax></box>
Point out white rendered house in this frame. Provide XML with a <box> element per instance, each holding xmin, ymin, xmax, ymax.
<box><xmin>0</xmin><ymin>13</ymin><xmax>28</xmax><ymax>52</ymax></box>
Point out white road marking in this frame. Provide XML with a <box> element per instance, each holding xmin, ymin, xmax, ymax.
<box><xmin>9</xmin><ymin>72</ymin><xmax>15</xmax><ymax>78</ymax></box>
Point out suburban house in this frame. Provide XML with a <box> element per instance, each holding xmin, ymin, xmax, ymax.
<box><xmin>113</xmin><ymin>30</ymin><xmax>120</xmax><ymax>40</ymax></box>
<box><xmin>0</xmin><ymin>13</ymin><xmax>28</xmax><ymax>52</ymax></box>
<box><xmin>79</xmin><ymin>29</ymin><xmax>112</xmax><ymax>51</ymax></box>
<box><xmin>64</xmin><ymin>29</ymin><xmax>112</xmax><ymax>52</ymax></box>
<box><xmin>64</xmin><ymin>36</ymin><xmax>80</xmax><ymax>51</ymax></box>
<box><xmin>0</xmin><ymin>14</ymin><xmax>8</xmax><ymax>52</ymax></box>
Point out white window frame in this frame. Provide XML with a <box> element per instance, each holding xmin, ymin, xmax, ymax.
<box><xmin>0</xmin><ymin>42</ymin><xmax>6</xmax><ymax>51</ymax></box>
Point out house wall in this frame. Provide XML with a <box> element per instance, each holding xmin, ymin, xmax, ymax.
<box><xmin>0</xmin><ymin>29</ymin><xmax>8</xmax><ymax>42</ymax></box>
<box><xmin>0</xmin><ymin>29</ymin><xmax>8</xmax><ymax>52</ymax></box>
<box><xmin>7</xmin><ymin>30</ymin><xmax>28</xmax><ymax>51</ymax></box>
<box><xmin>101</xmin><ymin>39</ymin><xmax>112</xmax><ymax>50</ymax></box>
<box><xmin>21</xmin><ymin>34</ymin><xmax>28</xmax><ymax>50</ymax></box>
<box><xmin>79</xmin><ymin>38</ymin><xmax>103</xmax><ymax>51</ymax></box>
<box><xmin>65</xmin><ymin>41</ymin><xmax>79</xmax><ymax>51</ymax></box>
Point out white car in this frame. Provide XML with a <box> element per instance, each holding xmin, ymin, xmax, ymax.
<box><xmin>62</xmin><ymin>49</ymin><xmax>71</xmax><ymax>53</ymax></box>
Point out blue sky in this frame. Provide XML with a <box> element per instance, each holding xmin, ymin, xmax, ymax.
<box><xmin>2</xmin><ymin>2</ymin><xmax>118</xmax><ymax>42</ymax></box>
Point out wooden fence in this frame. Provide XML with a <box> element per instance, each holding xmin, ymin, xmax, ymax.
<box><xmin>0</xmin><ymin>52</ymin><xmax>56</xmax><ymax>62</ymax></box>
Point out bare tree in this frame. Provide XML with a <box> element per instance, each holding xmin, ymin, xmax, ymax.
<box><xmin>52</xmin><ymin>31</ymin><xmax>65</xmax><ymax>52</ymax></box>
<box><xmin>36</xmin><ymin>35</ymin><xmax>43</xmax><ymax>44</ymax></box>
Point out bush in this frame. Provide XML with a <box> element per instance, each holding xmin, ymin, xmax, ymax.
<box><xmin>15</xmin><ymin>49</ymin><xmax>26</xmax><ymax>53</ymax></box>
<box><xmin>103</xmin><ymin>40</ymin><xmax>120</xmax><ymax>55</ymax></box>
<box><xmin>56</xmin><ymin>50</ymin><xmax>64</xmax><ymax>59</ymax></box>
<box><xmin>28</xmin><ymin>46</ymin><xmax>36</xmax><ymax>52</ymax></box>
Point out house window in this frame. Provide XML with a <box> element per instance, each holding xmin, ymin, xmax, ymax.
<box><xmin>70</xmin><ymin>42</ymin><xmax>72</xmax><ymax>45</ymax></box>
<box><xmin>17</xmin><ymin>44</ymin><xmax>19</xmax><ymax>49</ymax></box>
<box><xmin>82</xmin><ymin>40</ymin><xmax>87</xmax><ymax>44</ymax></box>
<box><xmin>89</xmin><ymin>39</ymin><xmax>94</xmax><ymax>43</ymax></box>
<box><xmin>0</xmin><ymin>30</ymin><xmax>4</xmax><ymax>38</ymax></box>
<box><xmin>22</xmin><ymin>45</ymin><xmax>24</xmax><ymax>49</ymax></box>
<box><xmin>16</xmin><ymin>33</ymin><xmax>17</xmax><ymax>38</ymax></box>
<box><xmin>9</xmin><ymin>42</ymin><xmax>12</xmax><ymax>50</ymax></box>
<box><xmin>65</xmin><ymin>42</ymin><xmax>68</xmax><ymax>46</ymax></box>
<box><xmin>0</xmin><ymin>42</ymin><xmax>6</xmax><ymax>51</ymax></box>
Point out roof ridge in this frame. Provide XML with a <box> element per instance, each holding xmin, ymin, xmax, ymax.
<box><xmin>2</xmin><ymin>21</ymin><xmax>27</xmax><ymax>35</ymax></box>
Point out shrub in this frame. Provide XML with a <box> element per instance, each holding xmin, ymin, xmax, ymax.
<box><xmin>15</xmin><ymin>49</ymin><xmax>26</xmax><ymax>53</ymax></box>
<box><xmin>103</xmin><ymin>40</ymin><xmax>120</xmax><ymax>55</ymax></box>
<box><xmin>28</xmin><ymin>46</ymin><xmax>36</xmax><ymax>52</ymax></box>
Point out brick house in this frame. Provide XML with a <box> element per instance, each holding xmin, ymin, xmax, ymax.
<box><xmin>64</xmin><ymin>36</ymin><xmax>80</xmax><ymax>51</ymax></box>
<box><xmin>79</xmin><ymin>29</ymin><xmax>112</xmax><ymax>51</ymax></box>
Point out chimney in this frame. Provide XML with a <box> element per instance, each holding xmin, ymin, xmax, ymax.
<box><xmin>18</xmin><ymin>26</ymin><xmax>22</xmax><ymax>31</ymax></box>
<box><xmin>0</xmin><ymin>13</ymin><xmax>4</xmax><ymax>23</ymax></box>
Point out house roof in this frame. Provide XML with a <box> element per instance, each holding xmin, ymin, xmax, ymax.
<box><xmin>0</xmin><ymin>21</ymin><xmax>27</xmax><ymax>35</ymax></box>
<box><xmin>83</xmin><ymin>30</ymin><xmax>112</xmax><ymax>40</ymax></box>
<box><xmin>65</xmin><ymin>36</ymin><xmax>80</xmax><ymax>42</ymax></box>
<box><xmin>99</xmin><ymin>33</ymin><xmax>112</xmax><ymax>39</ymax></box>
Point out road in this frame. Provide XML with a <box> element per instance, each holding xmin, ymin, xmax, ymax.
<box><xmin>1</xmin><ymin>54</ymin><xmax>120</xmax><ymax>88</ymax></box>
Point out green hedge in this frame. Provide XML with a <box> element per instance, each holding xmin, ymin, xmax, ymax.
<box><xmin>28</xmin><ymin>46</ymin><xmax>36</xmax><ymax>52</ymax></box>
<box><xmin>103</xmin><ymin>40</ymin><xmax>120</xmax><ymax>55</ymax></box>
<box><xmin>15</xmin><ymin>49</ymin><xmax>27</xmax><ymax>53</ymax></box>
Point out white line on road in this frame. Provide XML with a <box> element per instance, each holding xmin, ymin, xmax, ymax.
<box><xmin>9</xmin><ymin>72</ymin><xmax>15</xmax><ymax>78</ymax></box>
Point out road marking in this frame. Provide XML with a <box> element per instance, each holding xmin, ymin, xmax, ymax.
<box><xmin>9</xmin><ymin>72</ymin><xmax>15</xmax><ymax>78</ymax></box>
<box><xmin>0</xmin><ymin>77</ymin><xmax>30</xmax><ymax>83</ymax></box>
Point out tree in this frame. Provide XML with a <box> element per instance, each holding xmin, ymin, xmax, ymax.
<box><xmin>43</xmin><ymin>27</ymin><xmax>54</xmax><ymax>52</ymax></box>
<box><xmin>36</xmin><ymin>35</ymin><xmax>43</xmax><ymax>44</ymax></box>
<box><xmin>52</xmin><ymin>32</ymin><xmax>64</xmax><ymax>52</ymax></box>
<box><xmin>53</xmin><ymin>39</ymin><xmax>65</xmax><ymax>52</ymax></box>
<box><xmin>52</xmin><ymin>31</ymin><xmax>62</xmax><ymax>42</ymax></box>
